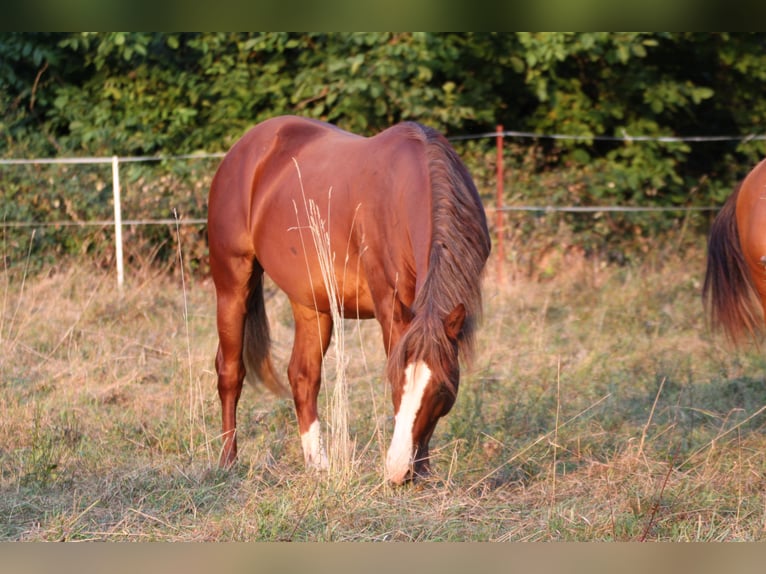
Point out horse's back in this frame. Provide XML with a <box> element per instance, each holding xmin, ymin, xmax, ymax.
<box><xmin>212</xmin><ymin>116</ymin><xmax>421</xmax><ymax>197</ymax></box>
<box><xmin>736</xmin><ymin>159</ymin><xmax>766</xmax><ymax>317</ymax></box>
<box><xmin>242</xmin><ymin>115</ymin><xmax>350</xmax><ymax>150</ymax></box>
<box><xmin>208</xmin><ymin>116</ymin><xmax>355</xmax><ymax>250</ymax></box>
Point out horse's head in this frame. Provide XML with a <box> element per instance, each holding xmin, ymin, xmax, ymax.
<box><xmin>385</xmin><ymin>303</ymin><xmax>466</xmax><ymax>485</ymax></box>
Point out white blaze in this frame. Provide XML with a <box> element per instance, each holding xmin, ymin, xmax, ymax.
<box><xmin>301</xmin><ymin>419</ymin><xmax>329</xmax><ymax>470</ymax></box>
<box><xmin>386</xmin><ymin>361</ymin><xmax>431</xmax><ymax>484</ymax></box>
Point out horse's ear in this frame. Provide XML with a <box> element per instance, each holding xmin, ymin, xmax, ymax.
<box><xmin>444</xmin><ymin>303</ymin><xmax>466</xmax><ymax>341</ymax></box>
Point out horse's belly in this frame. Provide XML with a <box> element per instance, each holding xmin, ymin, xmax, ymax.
<box><xmin>251</xmin><ymin>183</ymin><xmax>381</xmax><ymax>320</ymax></box>
<box><xmin>263</xmin><ymin>253</ymin><xmax>377</xmax><ymax>319</ymax></box>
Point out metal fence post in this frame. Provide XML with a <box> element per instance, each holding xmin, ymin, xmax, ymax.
<box><xmin>112</xmin><ymin>155</ymin><xmax>124</xmax><ymax>290</ymax></box>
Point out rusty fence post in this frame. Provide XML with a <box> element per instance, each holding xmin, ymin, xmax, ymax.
<box><xmin>495</xmin><ymin>125</ymin><xmax>504</xmax><ymax>284</ymax></box>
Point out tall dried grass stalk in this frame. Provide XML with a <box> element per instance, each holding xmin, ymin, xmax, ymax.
<box><xmin>292</xmin><ymin>158</ymin><xmax>353</xmax><ymax>481</ymax></box>
<box><xmin>3</xmin><ymin>229</ymin><xmax>35</xmax><ymax>344</ymax></box>
<box><xmin>174</xmin><ymin>209</ymin><xmax>211</xmax><ymax>465</ymax></box>
<box><xmin>638</xmin><ymin>376</ymin><xmax>666</xmax><ymax>459</ymax></box>
<box><xmin>0</xmin><ymin>220</ymin><xmax>7</xmax><ymax>343</ymax></box>
<box><xmin>549</xmin><ymin>357</ymin><xmax>561</xmax><ymax>519</ymax></box>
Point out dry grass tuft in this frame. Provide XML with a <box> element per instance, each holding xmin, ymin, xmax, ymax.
<box><xmin>2</xmin><ymin>237</ymin><xmax>766</xmax><ymax>541</ymax></box>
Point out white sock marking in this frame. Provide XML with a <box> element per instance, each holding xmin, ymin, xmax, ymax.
<box><xmin>301</xmin><ymin>419</ymin><xmax>328</xmax><ymax>470</ymax></box>
<box><xmin>386</xmin><ymin>361</ymin><xmax>431</xmax><ymax>484</ymax></box>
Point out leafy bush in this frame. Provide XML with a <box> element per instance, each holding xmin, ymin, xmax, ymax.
<box><xmin>3</xmin><ymin>33</ymin><xmax>766</xmax><ymax>271</ymax></box>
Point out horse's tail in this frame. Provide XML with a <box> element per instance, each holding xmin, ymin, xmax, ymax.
<box><xmin>243</xmin><ymin>268</ymin><xmax>291</xmax><ymax>398</ymax></box>
<box><xmin>702</xmin><ymin>183</ymin><xmax>762</xmax><ymax>343</ymax></box>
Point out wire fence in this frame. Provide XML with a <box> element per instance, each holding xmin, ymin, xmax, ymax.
<box><xmin>496</xmin><ymin>205</ymin><xmax>719</xmax><ymax>213</ymax></box>
<box><xmin>3</xmin><ymin>126</ymin><xmax>756</xmax><ymax>227</ymax></box>
<box><xmin>1</xmin><ymin>152</ymin><xmax>221</xmax><ymax>233</ymax></box>
<box><xmin>2</xmin><ymin>126</ymin><xmax>758</xmax><ymax>286</ymax></box>
<box><xmin>450</xmin><ymin>129</ymin><xmax>766</xmax><ymax>143</ymax></box>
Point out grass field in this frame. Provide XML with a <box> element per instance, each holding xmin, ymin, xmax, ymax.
<box><xmin>1</xmin><ymin>236</ymin><xmax>765</xmax><ymax>541</ymax></box>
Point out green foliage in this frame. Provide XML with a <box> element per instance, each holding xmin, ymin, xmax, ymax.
<box><xmin>3</xmin><ymin>32</ymin><xmax>766</xmax><ymax>264</ymax></box>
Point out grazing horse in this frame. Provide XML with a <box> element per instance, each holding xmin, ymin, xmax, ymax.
<box><xmin>703</xmin><ymin>158</ymin><xmax>766</xmax><ymax>343</ymax></box>
<box><xmin>207</xmin><ymin>115</ymin><xmax>491</xmax><ymax>484</ymax></box>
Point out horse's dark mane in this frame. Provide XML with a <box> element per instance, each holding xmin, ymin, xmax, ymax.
<box><xmin>388</xmin><ymin>123</ymin><xmax>491</xmax><ymax>392</ymax></box>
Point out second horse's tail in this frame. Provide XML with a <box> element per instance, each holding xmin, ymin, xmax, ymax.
<box><xmin>702</xmin><ymin>184</ymin><xmax>762</xmax><ymax>343</ymax></box>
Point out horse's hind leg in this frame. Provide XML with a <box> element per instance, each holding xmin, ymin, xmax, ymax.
<box><xmin>212</xmin><ymin>256</ymin><xmax>253</xmax><ymax>468</ymax></box>
<box><xmin>288</xmin><ymin>302</ymin><xmax>333</xmax><ymax>470</ymax></box>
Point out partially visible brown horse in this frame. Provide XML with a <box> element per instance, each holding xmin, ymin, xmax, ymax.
<box><xmin>703</xmin><ymin>158</ymin><xmax>766</xmax><ymax>343</ymax></box>
<box><xmin>207</xmin><ymin>116</ymin><xmax>491</xmax><ymax>484</ymax></box>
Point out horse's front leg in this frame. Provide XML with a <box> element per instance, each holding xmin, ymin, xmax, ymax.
<box><xmin>288</xmin><ymin>303</ymin><xmax>333</xmax><ymax>470</ymax></box>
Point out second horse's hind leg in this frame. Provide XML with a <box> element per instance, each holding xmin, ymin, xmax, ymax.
<box><xmin>288</xmin><ymin>302</ymin><xmax>333</xmax><ymax>470</ymax></box>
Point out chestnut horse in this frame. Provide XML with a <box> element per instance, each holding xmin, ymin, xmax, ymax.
<box><xmin>207</xmin><ymin>116</ymin><xmax>491</xmax><ymax>484</ymax></box>
<box><xmin>703</xmin><ymin>158</ymin><xmax>766</xmax><ymax>343</ymax></box>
